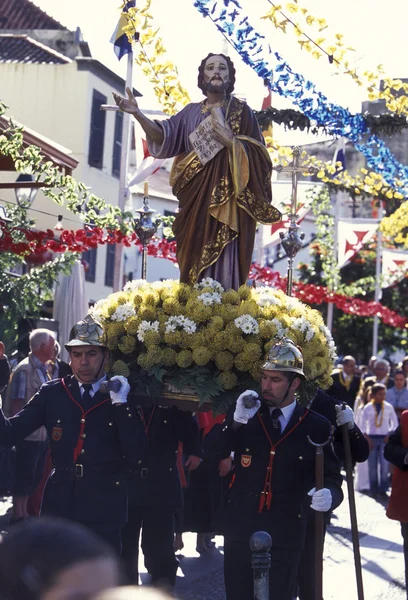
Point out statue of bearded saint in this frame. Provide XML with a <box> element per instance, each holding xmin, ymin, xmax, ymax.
<box><xmin>113</xmin><ymin>53</ymin><xmax>281</xmax><ymax>291</ymax></box>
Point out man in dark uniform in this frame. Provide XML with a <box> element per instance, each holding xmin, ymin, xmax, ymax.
<box><xmin>296</xmin><ymin>388</ymin><xmax>370</xmax><ymax>600</ymax></box>
<box><xmin>122</xmin><ymin>403</ymin><xmax>201</xmax><ymax>589</ymax></box>
<box><xmin>210</xmin><ymin>337</ymin><xmax>343</xmax><ymax>600</ymax></box>
<box><xmin>327</xmin><ymin>355</ymin><xmax>361</xmax><ymax>409</ymax></box>
<box><xmin>0</xmin><ymin>315</ymin><xmax>146</xmax><ymax>553</ymax></box>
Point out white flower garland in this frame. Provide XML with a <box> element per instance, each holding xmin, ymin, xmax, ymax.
<box><xmin>111</xmin><ymin>302</ymin><xmax>136</xmax><ymax>322</ymax></box>
<box><xmin>165</xmin><ymin>315</ymin><xmax>197</xmax><ymax>334</ymax></box>
<box><xmin>194</xmin><ymin>277</ymin><xmax>224</xmax><ymax>293</ymax></box>
<box><xmin>137</xmin><ymin>320</ymin><xmax>160</xmax><ymax>342</ymax></box>
<box><xmin>291</xmin><ymin>316</ymin><xmax>315</xmax><ymax>342</ymax></box>
<box><xmin>198</xmin><ymin>291</ymin><xmax>222</xmax><ymax>305</ymax></box>
<box><xmin>234</xmin><ymin>314</ymin><xmax>260</xmax><ymax>334</ymax></box>
<box><xmin>123</xmin><ymin>279</ymin><xmax>147</xmax><ymax>292</ymax></box>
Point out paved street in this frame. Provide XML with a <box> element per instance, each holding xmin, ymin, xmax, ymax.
<box><xmin>0</xmin><ymin>481</ymin><xmax>405</xmax><ymax>599</ymax></box>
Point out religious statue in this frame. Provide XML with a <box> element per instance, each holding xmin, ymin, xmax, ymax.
<box><xmin>113</xmin><ymin>53</ymin><xmax>281</xmax><ymax>290</ymax></box>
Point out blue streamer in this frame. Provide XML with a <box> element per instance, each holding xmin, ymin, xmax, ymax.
<box><xmin>193</xmin><ymin>0</ymin><xmax>408</xmax><ymax>196</ymax></box>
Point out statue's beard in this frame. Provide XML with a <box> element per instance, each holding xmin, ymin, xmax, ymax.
<box><xmin>204</xmin><ymin>79</ymin><xmax>228</xmax><ymax>94</ymax></box>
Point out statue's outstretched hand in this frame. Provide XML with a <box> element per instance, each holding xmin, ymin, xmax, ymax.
<box><xmin>113</xmin><ymin>86</ymin><xmax>139</xmax><ymax>114</ymax></box>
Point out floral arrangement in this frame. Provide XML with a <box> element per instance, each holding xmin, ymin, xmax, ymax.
<box><xmin>90</xmin><ymin>279</ymin><xmax>337</xmax><ymax>412</ymax></box>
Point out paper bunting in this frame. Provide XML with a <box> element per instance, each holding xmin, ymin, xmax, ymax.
<box><xmin>337</xmin><ymin>218</ymin><xmax>379</xmax><ymax>268</ymax></box>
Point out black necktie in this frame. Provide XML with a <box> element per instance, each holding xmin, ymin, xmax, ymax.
<box><xmin>271</xmin><ymin>408</ymin><xmax>282</xmax><ymax>442</ymax></box>
<box><xmin>82</xmin><ymin>383</ymin><xmax>93</xmax><ymax>406</ymax></box>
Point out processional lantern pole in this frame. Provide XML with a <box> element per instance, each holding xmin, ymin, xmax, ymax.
<box><xmin>276</xmin><ymin>146</ymin><xmax>317</xmax><ymax>296</ymax></box>
<box><xmin>133</xmin><ymin>182</ymin><xmax>161</xmax><ymax>280</ymax></box>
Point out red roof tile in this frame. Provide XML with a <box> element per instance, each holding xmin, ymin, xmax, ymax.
<box><xmin>0</xmin><ymin>0</ymin><xmax>67</xmax><ymax>30</ymax></box>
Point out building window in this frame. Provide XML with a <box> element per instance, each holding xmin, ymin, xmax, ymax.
<box><xmin>112</xmin><ymin>111</ymin><xmax>123</xmax><ymax>178</ymax></box>
<box><xmin>82</xmin><ymin>248</ymin><xmax>97</xmax><ymax>282</ymax></box>
<box><xmin>105</xmin><ymin>244</ymin><xmax>116</xmax><ymax>287</ymax></box>
<box><xmin>88</xmin><ymin>90</ymin><xmax>107</xmax><ymax>169</ymax></box>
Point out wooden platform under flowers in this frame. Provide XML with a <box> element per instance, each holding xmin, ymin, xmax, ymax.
<box><xmin>91</xmin><ymin>278</ymin><xmax>338</xmax><ymax>414</ymax></box>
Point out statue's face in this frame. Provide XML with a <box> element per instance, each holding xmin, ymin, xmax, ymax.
<box><xmin>202</xmin><ymin>55</ymin><xmax>229</xmax><ymax>93</ymax></box>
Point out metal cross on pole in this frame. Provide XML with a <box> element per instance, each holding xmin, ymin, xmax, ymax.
<box><xmin>274</xmin><ymin>147</ymin><xmax>317</xmax><ymax>296</ymax></box>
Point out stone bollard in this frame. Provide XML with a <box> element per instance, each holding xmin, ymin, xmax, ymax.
<box><xmin>250</xmin><ymin>531</ymin><xmax>272</xmax><ymax>600</ymax></box>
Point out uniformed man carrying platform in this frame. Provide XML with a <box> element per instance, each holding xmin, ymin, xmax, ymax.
<box><xmin>210</xmin><ymin>337</ymin><xmax>344</xmax><ymax>600</ymax></box>
<box><xmin>0</xmin><ymin>315</ymin><xmax>146</xmax><ymax>553</ymax></box>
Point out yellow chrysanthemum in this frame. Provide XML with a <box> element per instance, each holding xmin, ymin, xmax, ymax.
<box><xmin>176</xmin><ymin>349</ymin><xmax>193</xmax><ymax>368</ymax></box>
<box><xmin>234</xmin><ymin>352</ymin><xmax>250</xmax><ymax>372</ymax></box>
<box><xmin>249</xmin><ymin>365</ymin><xmax>262</xmax><ymax>381</ymax></box>
<box><xmin>192</xmin><ymin>346</ymin><xmax>212</xmax><ymax>366</ymax></box>
<box><xmin>238</xmin><ymin>285</ymin><xmax>252</xmax><ymax>300</ymax></box>
<box><xmin>175</xmin><ymin>283</ymin><xmax>192</xmax><ymax>304</ymax></box>
<box><xmin>217</xmin><ymin>371</ymin><xmax>238</xmax><ymax>390</ymax></box>
<box><xmin>124</xmin><ymin>316</ymin><xmax>140</xmax><ymax>335</ymax></box>
<box><xmin>222</xmin><ymin>290</ymin><xmax>240</xmax><ymax>305</ymax></box>
<box><xmin>215</xmin><ymin>350</ymin><xmax>234</xmax><ymax>371</ymax></box>
<box><xmin>212</xmin><ymin>332</ymin><xmax>229</xmax><ymax>352</ymax></box>
<box><xmin>237</xmin><ymin>300</ymin><xmax>259</xmax><ymax>318</ymax></box>
<box><xmin>112</xmin><ymin>360</ymin><xmax>130</xmax><ymax>377</ymax></box>
<box><xmin>259</xmin><ymin>320</ymin><xmax>278</xmax><ymax>340</ymax></box>
<box><xmin>164</xmin><ymin>331</ymin><xmax>183</xmax><ymax>346</ymax></box>
<box><xmin>207</xmin><ymin>316</ymin><xmax>224</xmax><ymax>332</ymax></box>
<box><xmin>142</xmin><ymin>291</ymin><xmax>160</xmax><ymax>306</ymax></box>
<box><xmin>118</xmin><ymin>335</ymin><xmax>136</xmax><ymax>355</ymax></box>
<box><xmin>215</xmin><ymin>304</ymin><xmax>240</xmax><ymax>323</ymax></box>
<box><xmin>162</xmin><ymin>347</ymin><xmax>177</xmax><ymax>367</ymax></box>
<box><xmin>225</xmin><ymin>334</ymin><xmax>245</xmax><ymax>353</ymax></box>
<box><xmin>243</xmin><ymin>343</ymin><xmax>262</xmax><ymax>360</ymax></box>
<box><xmin>143</xmin><ymin>330</ymin><xmax>161</xmax><ymax>348</ymax></box>
<box><xmin>139</xmin><ymin>307</ymin><xmax>157</xmax><ymax>321</ymax></box>
<box><xmin>162</xmin><ymin>298</ymin><xmax>183</xmax><ymax>315</ymax></box>
<box><xmin>189</xmin><ymin>303</ymin><xmax>213</xmax><ymax>323</ymax></box>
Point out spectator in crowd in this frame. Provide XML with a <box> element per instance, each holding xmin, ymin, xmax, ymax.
<box><xmin>361</xmin><ymin>383</ymin><xmax>398</xmax><ymax>498</ymax></box>
<box><xmin>4</xmin><ymin>329</ymin><xmax>56</xmax><ymax>523</ymax></box>
<box><xmin>0</xmin><ymin>315</ymin><xmax>146</xmax><ymax>553</ymax></box>
<box><xmin>353</xmin><ymin>385</ymin><xmax>372</xmax><ymax>492</ymax></box>
<box><xmin>0</xmin><ymin>517</ymin><xmax>120</xmax><ymax>600</ymax></box>
<box><xmin>386</xmin><ymin>370</ymin><xmax>408</xmax><ymax>421</ymax></box>
<box><xmin>399</xmin><ymin>356</ymin><xmax>408</xmax><ymax>381</ymax></box>
<box><xmin>0</xmin><ymin>341</ymin><xmax>10</xmax><ymax>395</ymax></box>
<box><xmin>384</xmin><ymin>410</ymin><xmax>408</xmax><ymax>599</ymax></box>
<box><xmin>360</xmin><ymin>358</ymin><xmax>394</xmax><ymax>393</ymax></box>
<box><xmin>46</xmin><ymin>340</ymin><xmax>72</xmax><ymax>379</ymax></box>
<box><xmin>327</xmin><ymin>355</ymin><xmax>361</xmax><ymax>409</ymax></box>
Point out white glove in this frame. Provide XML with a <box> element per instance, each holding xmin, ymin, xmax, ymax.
<box><xmin>335</xmin><ymin>404</ymin><xmax>354</xmax><ymax>430</ymax></box>
<box><xmin>308</xmin><ymin>487</ymin><xmax>332</xmax><ymax>512</ymax></box>
<box><xmin>109</xmin><ymin>375</ymin><xmax>130</xmax><ymax>404</ymax></box>
<box><xmin>233</xmin><ymin>390</ymin><xmax>261</xmax><ymax>424</ymax></box>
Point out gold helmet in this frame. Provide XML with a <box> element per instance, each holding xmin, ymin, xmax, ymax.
<box><xmin>262</xmin><ymin>337</ymin><xmax>305</xmax><ymax>378</ymax></box>
<box><xmin>65</xmin><ymin>314</ymin><xmax>107</xmax><ymax>350</ymax></box>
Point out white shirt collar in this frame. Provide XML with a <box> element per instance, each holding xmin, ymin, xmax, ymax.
<box><xmin>79</xmin><ymin>375</ymin><xmax>107</xmax><ymax>396</ymax></box>
<box><xmin>269</xmin><ymin>399</ymin><xmax>297</xmax><ymax>432</ymax></box>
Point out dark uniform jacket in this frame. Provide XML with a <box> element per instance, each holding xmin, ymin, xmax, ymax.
<box><xmin>128</xmin><ymin>403</ymin><xmax>201</xmax><ymax>508</ymax></box>
<box><xmin>0</xmin><ymin>376</ymin><xmax>146</xmax><ymax>526</ymax></box>
<box><xmin>0</xmin><ymin>357</ymin><xmax>10</xmax><ymax>393</ymax></box>
<box><xmin>210</xmin><ymin>401</ymin><xmax>343</xmax><ymax>549</ymax></box>
<box><xmin>327</xmin><ymin>371</ymin><xmax>361</xmax><ymax>409</ymax></box>
<box><xmin>310</xmin><ymin>389</ymin><xmax>369</xmax><ymax>463</ymax></box>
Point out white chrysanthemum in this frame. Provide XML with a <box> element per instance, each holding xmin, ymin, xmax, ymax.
<box><xmin>198</xmin><ymin>292</ymin><xmax>222</xmax><ymax>305</ymax></box>
<box><xmin>194</xmin><ymin>278</ymin><xmax>224</xmax><ymax>293</ymax></box>
<box><xmin>234</xmin><ymin>314</ymin><xmax>259</xmax><ymax>335</ymax></box>
<box><xmin>111</xmin><ymin>303</ymin><xmax>136</xmax><ymax>322</ymax></box>
<box><xmin>137</xmin><ymin>320</ymin><xmax>160</xmax><ymax>342</ymax></box>
<box><xmin>165</xmin><ymin>315</ymin><xmax>197</xmax><ymax>334</ymax></box>
<box><xmin>122</xmin><ymin>279</ymin><xmax>146</xmax><ymax>292</ymax></box>
<box><xmin>319</xmin><ymin>324</ymin><xmax>338</xmax><ymax>361</ymax></box>
<box><xmin>271</xmin><ymin>318</ymin><xmax>286</xmax><ymax>339</ymax></box>
<box><xmin>291</xmin><ymin>317</ymin><xmax>315</xmax><ymax>342</ymax></box>
<box><xmin>254</xmin><ymin>287</ymin><xmax>281</xmax><ymax>306</ymax></box>
<box><xmin>89</xmin><ymin>299</ymin><xmax>109</xmax><ymax>322</ymax></box>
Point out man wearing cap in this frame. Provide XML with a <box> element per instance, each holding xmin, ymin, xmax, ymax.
<box><xmin>0</xmin><ymin>315</ymin><xmax>146</xmax><ymax>553</ymax></box>
<box><xmin>210</xmin><ymin>338</ymin><xmax>343</xmax><ymax>600</ymax></box>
